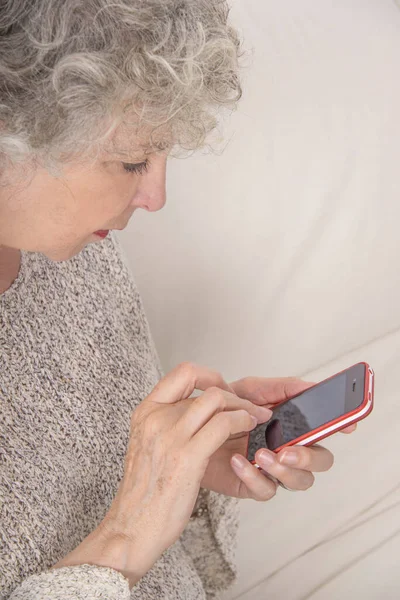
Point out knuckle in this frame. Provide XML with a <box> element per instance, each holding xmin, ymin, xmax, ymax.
<box><xmin>142</xmin><ymin>411</ymin><xmax>163</xmax><ymax>438</ymax></box>
<box><xmin>206</xmin><ymin>367</ymin><xmax>226</xmax><ymax>387</ymax></box>
<box><xmin>212</xmin><ymin>411</ymin><xmax>230</xmax><ymax>435</ymax></box>
<box><xmin>257</xmin><ymin>485</ymin><xmax>277</xmax><ymax>502</ymax></box>
<box><xmin>213</xmin><ymin>410</ymin><xmax>228</xmax><ymax>426</ymax></box>
<box><xmin>206</xmin><ymin>386</ymin><xmax>226</xmax><ymax>408</ymax></box>
<box><xmin>130</xmin><ymin>405</ymin><xmax>146</xmax><ymax>430</ymax></box>
<box><xmin>296</xmin><ymin>448</ymin><xmax>309</xmax><ymax>469</ymax></box>
<box><xmin>237</xmin><ymin>408</ymin><xmax>252</xmax><ymax>422</ymax></box>
<box><xmin>237</xmin><ymin>396</ymin><xmax>252</xmax><ymax>410</ymax></box>
<box><xmin>150</xmin><ymin>379</ymin><xmax>163</xmax><ymax>396</ymax></box>
<box><xmin>177</xmin><ymin>361</ymin><xmax>198</xmax><ymax>380</ymax></box>
<box><xmin>283</xmin><ymin>379</ymin><xmax>299</xmax><ymax>393</ymax></box>
<box><xmin>240</xmin><ymin>409</ymin><xmax>254</xmax><ymax>428</ymax></box>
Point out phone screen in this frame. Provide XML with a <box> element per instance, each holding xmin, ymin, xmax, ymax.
<box><xmin>247</xmin><ymin>363</ymin><xmax>366</xmax><ymax>459</ymax></box>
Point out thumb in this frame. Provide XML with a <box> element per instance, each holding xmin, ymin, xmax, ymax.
<box><xmin>231</xmin><ymin>377</ymin><xmax>316</xmax><ymax>407</ymax></box>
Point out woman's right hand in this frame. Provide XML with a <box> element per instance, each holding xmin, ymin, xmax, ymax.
<box><xmin>94</xmin><ymin>362</ymin><xmax>269</xmax><ymax>585</ymax></box>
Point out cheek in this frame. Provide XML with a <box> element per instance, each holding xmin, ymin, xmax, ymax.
<box><xmin>50</xmin><ymin>186</ymin><xmax>123</xmax><ymax>242</ymax></box>
<box><xmin>5</xmin><ymin>167</ymin><xmax>135</xmax><ymax>256</ymax></box>
<box><xmin>83</xmin><ymin>173</ymin><xmax>136</xmax><ymax>225</ymax></box>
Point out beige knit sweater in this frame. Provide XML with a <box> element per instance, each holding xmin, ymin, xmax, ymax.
<box><xmin>0</xmin><ymin>232</ymin><xmax>239</xmax><ymax>600</ymax></box>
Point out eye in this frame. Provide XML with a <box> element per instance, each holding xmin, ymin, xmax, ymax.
<box><xmin>122</xmin><ymin>159</ymin><xmax>149</xmax><ymax>175</ymax></box>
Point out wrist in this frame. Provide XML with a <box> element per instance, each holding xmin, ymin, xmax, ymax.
<box><xmin>52</xmin><ymin>520</ymin><xmax>146</xmax><ymax>589</ymax></box>
<box><xmin>93</xmin><ymin>527</ymin><xmax>144</xmax><ymax>588</ymax></box>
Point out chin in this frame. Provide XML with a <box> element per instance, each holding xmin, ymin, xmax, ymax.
<box><xmin>42</xmin><ymin>240</ymin><xmax>92</xmax><ymax>262</ymax></box>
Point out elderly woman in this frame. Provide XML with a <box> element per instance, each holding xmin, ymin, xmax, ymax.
<box><xmin>0</xmin><ymin>1</ymin><xmax>355</xmax><ymax>599</ymax></box>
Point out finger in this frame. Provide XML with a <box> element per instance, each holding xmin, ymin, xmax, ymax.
<box><xmin>340</xmin><ymin>423</ymin><xmax>357</xmax><ymax>434</ymax></box>
<box><xmin>177</xmin><ymin>388</ymin><xmax>272</xmax><ymax>438</ymax></box>
<box><xmin>190</xmin><ymin>410</ymin><xmax>256</xmax><ymax>459</ymax></box>
<box><xmin>230</xmin><ymin>454</ymin><xmax>277</xmax><ymax>501</ymax></box>
<box><xmin>276</xmin><ymin>444</ymin><xmax>334</xmax><ymax>472</ymax></box>
<box><xmin>255</xmin><ymin>449</ymin><xmax>315</xmax><ymax>491</ymax></box>
<box><xmin>231</xmin><ymin>377</ymin><xmax>316</xmax><ymax>407</ymax></box>
<box><xmin>150</xmin><ymin>362</ymin><xmax>235</xmax><ymax>405</ymax></box>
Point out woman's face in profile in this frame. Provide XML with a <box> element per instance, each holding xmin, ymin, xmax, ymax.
<box><xmin>0</xmin><ymin>146</ymin><xmax>167</xmax><ymax>261</ymax></box>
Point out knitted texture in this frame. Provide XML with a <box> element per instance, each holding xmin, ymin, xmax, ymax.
<box><xmin>9</xmin><ymin>566</ymin><xmax>131</xmax><ymax>600</ymax></box>
<box><xmin>0</xmin><ymin>232</ymin><xmax>238</xmax><ymax>599</ymax></box>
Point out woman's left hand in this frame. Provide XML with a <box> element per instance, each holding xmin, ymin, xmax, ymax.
<box><xmin>201</xmin><ymin>376</ymin><xmax>356</xmax><ymax>500</ymax></box>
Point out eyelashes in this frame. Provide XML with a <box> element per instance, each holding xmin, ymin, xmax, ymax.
<box><xmin>122</xmin><ymin>159</ymin><xmax>149</xmax><ymax>175</ymax></box>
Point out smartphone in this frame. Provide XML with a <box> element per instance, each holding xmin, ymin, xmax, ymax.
<box><xmin>246</xmin><ymin>362</ymin><xmax>374</xmax><ymax>466</ymax></box>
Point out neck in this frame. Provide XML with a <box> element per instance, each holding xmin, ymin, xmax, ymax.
<box><xmin>0</xmin><ymin>246</ymin><xmax>22</xmax><ymax>295</ymax></box>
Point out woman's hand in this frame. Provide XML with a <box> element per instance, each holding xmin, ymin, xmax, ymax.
<box><xmin>200</xmin><ymin>377</ymin><xmax>356</xmax><ymax>500</ymax></box>
<box><xmin>93</xmin><ymin>363</ymin><xmax>271</xmax><ymax>584</ymax></box>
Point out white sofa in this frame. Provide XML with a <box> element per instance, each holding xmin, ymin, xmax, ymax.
<box><xmin>119</xmin><ymin>1</ymin><xmax>400</xmax><ymax>597</ymax></box>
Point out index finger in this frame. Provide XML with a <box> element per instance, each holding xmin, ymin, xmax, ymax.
<box><xmin>150</xmin><ymin>361</ymin><xmax>235</xmax><ymax>405</ymax></box>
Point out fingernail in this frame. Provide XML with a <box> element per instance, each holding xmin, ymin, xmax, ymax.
<box><xmin>258</xmin><ymin>449</ymin><xmax>275</xmax><ymax>466</ymax></box>
<box><xmin>231</xmin><ymin>455</ymin><xmax>246</xmax><ymax>470</ymax></box>
<box><xmin>280</xmin><ymin>450</ymin><xmax>298</xmax><ymax>465</ymax></box>
<box><xmin>251</xmin><ymin>415</ymin><xmax>258</xmax><ymax>428</ymax></box>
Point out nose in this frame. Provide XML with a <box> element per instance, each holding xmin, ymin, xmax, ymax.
<box><xmin>130</xmin><ymin>154</ymin><xmax>167</xmax><ymax>212</ymax></box>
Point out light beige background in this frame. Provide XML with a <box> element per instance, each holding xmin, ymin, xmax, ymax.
<box><xmin>119</xmin><ymin>1</ymin><xmax>400</xmax><ymax>598</ymax></box>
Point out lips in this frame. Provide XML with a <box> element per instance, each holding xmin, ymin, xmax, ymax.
<box><xmin>94</xmin><ymin>230</ymin><xmax>109</xmax><ymax>238</ymax></box>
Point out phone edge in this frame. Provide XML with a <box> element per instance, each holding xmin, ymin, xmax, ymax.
<box><xmin>248</xmin><ymin>362</ymin><xmax>374</xmax><ymax>469</ymax></box>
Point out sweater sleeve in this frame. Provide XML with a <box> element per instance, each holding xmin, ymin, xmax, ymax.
<box><xmin>8</xmin><ymin>565</ymin><xmax>131</xmax><ymax>600</ymax></box>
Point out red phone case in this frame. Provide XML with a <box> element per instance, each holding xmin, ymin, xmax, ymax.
<box><xmin>248</xmin><ymin>361</ymin><xmax>374</xmax><ymax>467</ymax></box>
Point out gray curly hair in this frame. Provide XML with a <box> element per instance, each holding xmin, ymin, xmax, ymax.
<box><xmin>0</xmin><ymin>0</ymin><xmax>242</xmax><ymax>179</ymax></box>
